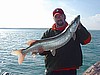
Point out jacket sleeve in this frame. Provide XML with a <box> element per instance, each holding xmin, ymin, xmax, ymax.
<box><xmin>39</xmin><ymin>28</ymin><xmax>52</xmax><ymax>56</ymax></box>
<box><xmin>77</xmin><ymin>23</ymin><xmax>91</xmax><ymax>45</ymax></box>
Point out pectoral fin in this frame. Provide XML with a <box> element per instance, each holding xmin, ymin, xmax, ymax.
<box><xmin>32</xmin><ymin>52</ymin><xmax>37</xmax><ymax>58</ymax></box>
<box><xmin>50</xmin><ymin>50</ymin><xmax>56</xmax><ymax>56</ymax></box>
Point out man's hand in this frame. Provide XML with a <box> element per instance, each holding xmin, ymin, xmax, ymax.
<box><xmin>27</xmin><ymin>40</ymin><xmax>45</xmax><ymax>54</ymax></box>
<box><xmin>38</xmin><ymin>46</ymin><xmax>45</xmax><ymax>54</ymax></box>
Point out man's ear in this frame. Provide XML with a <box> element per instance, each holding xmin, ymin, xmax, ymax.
<box><xmin>64</xmin><ymin>14</ymin><xmax>66</xmax><ymax>19</ymax></box>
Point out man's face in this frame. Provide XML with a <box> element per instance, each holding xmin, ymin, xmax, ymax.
<box><xmin>53</xmin><ymin>13</ymin><xmax>65</xmax><ymax>26</ymax></box>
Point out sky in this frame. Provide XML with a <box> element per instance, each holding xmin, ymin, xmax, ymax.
<box><xmin>0</xmin><ymin>0</ymin><xmax>100</xmax><ymax>30</ymax></box>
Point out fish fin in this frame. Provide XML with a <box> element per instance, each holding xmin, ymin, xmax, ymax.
<box><xmin>11</xmin><ymin>49</ymin><xmax>26</xmax><ymax>65</ymax></box>
<box><xmin>32</xmin><ymin>52</ymin><xmax>37</xmax><ymax>58</ymax></box>
<box><xmin>18</xmin><ymin>52</ymin><xmax>26</xmax><ymax>65</ymax></box>
<box><xmin>73</xmin><ymin>33</ymin><xmax>76</xmax><ymax>40</ymax></box>
<box><xmin>50</xmin><ymin>50</ymin><xmax>56</xmax><ymax>56</ymax></box>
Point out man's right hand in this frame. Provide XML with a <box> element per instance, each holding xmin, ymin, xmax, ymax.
<box><xmin>27</xmin><ymin>40</ymin><xmax>45</xmax><ymax>54</ymax></box>
<box><xmin>38</xmin><ymin>46</ymin><xmax>45</xmax><ymax>54</ymax></box>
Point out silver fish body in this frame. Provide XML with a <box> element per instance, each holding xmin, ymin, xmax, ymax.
<box><xmin>22</xmin><ymin>15</ymin><xmax>80</xmax><ymax>54</ymax></box>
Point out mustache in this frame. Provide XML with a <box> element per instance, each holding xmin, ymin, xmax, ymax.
<box><xmin>57</xmin><ymin>20</ymin><xmax>62</xmax><ymax>22</ymax></box>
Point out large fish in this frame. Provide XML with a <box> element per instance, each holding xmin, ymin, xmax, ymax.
<box><xmin>11</xmin><ymin>15</ymin><xmax>80</xmax><ymax>64</ymax></box>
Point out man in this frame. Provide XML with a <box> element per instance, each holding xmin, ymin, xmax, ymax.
<box><xmin>28</xmin><ymin>8</ymin><xmax>91</xmax><ymax>75</ymax></box>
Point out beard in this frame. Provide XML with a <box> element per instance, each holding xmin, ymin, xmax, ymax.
<box><xmin>56</xmin><ymin>20</ymin><xmax>64</xmax><ymax>26</ymax></box>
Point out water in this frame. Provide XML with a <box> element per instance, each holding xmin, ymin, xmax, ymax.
<box><xmin>0</xmin><ymin>28</ymin><xmax>99</xmax><ymax>75</ymax></box>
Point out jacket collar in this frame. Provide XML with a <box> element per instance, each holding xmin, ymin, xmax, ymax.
<box><xmin>52</xmin><ymin>22</ymin><xmax>68</xmax><ymax>31</ymax></box>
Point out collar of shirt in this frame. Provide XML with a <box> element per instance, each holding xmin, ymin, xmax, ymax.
<box><xmin>52</xmin><ymin>22</ymin><xmax>68</xmax><ymax>31</ymax></box>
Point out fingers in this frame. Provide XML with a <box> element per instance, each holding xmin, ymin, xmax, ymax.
<box><xmin>38</xmin><ymin>47</ymin><xmax>44</xmax><ymax>54</ymax></box>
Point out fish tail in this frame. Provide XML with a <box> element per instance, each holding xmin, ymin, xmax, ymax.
<box><xmin>11</xmin><ymin>49</ymin><xmax>26</xmax><ymax>65</ymax></box>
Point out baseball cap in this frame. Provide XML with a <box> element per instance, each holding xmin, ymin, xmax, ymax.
<box><xmin>53</xmin><ymin>8</ymin><xmax>64</xmax><ymax>16</ymax></box>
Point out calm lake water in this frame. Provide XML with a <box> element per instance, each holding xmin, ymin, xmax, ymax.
<box><xmin>0</xmin><ymin>28</ymin><xmax>99</xmax><ymax>75</ymax></box>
